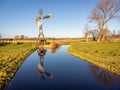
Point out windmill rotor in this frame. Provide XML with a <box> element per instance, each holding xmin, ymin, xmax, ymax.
<box><xmin>36</xmin><ymin>9</ymin><xmax>44</xmax><ymax>27</ymax></box>
<box><xmin>38</xmin><ymin>9</ymin><xmax>43</xmax><ymax>17</ymax></box>
<box><xmin>36</xmin><ymin>17</ymin><xmax>43</xmax><ymax>27</ymax></box>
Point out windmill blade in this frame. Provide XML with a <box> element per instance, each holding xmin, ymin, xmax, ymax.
<box><xmin>36</xmin><ymin>18</ymin><xmax>43</xmax><ymax>27</ymax></box>
<box><xmin>36</xmin><ymin>9</ymin><xmax>43</xmax><ymax>27</ymax></box>
<box><xmin>38</xmin><ymin>9</ymin><xmax>43</xmax><ymax>17</ymax></box>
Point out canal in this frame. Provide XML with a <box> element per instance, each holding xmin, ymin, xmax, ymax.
<box><xmin>4</xmin><ymin>45</ymin><xmax>120</xmax><ymax>90</ymax></box>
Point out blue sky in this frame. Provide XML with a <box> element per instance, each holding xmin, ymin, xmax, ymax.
<box><xmin>0</xmin><ymin>0</ymin><xmax>120</xmax><ymax>38</ymax></box>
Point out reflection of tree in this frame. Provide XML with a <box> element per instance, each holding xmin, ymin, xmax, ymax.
<box><xmin>50</xmin><ymin>44</ymin><xmax>61</xmax><ymax>53</ymax></box>
<box><xmin>37</xmin><ymin>48</ymin><xmax>53</xmax><ymax>81</ymax></box>
<box><xmin>89</xmin><ymin>64</ymin><xmax>120</xmax><ymax>85</ymax></box>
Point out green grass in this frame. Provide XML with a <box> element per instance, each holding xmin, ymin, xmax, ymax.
<box><xmin>68</xmin><ymin>42</ymin><xmax>120</xmax><ymax>76</ymax></box>
<box><xmin>0</xmin><ymin>43</ymin><xmax>35</xmax><ymax>89</ymax></box>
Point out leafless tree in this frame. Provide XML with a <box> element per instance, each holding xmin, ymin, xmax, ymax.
<box><xmin>0</xmin><ymin>33</ymin><xmax>2</xmax><ymax>39</ymax></box>
<box><xmin>14</xmin><ymin>35</ymin><xmax>19</xmax><ymax>40</ymax></box>
<box><xmin>101</xmin><ymin>28</ymin><xmax>112</xmax><ymax>41</ymax></box>
<box><xmin>118</xmin><ymin>30</ymin><xmax>120</xmax><ymax>35</ymax></box>
<box><xmin>89</xmin><ymin>29</ymin><xmax>98</xmax><ymax>41</ymax></box>
<box><xmin>112</xmin><ymin>30</ymin><xmax>116</xmax><ymax>35</ymax></box>
<box><xmin>89</xmin><ymin>0</ymin><xmax>120</xmax><ymax>42</ymax></box>
<box><xmin>83</xmin><ymin>24</ymin><xmax>90</xmax><ymax>42</ymax></box>
<box><xmin>20</xmin><ymin>35</ymin><xmax>25</xmax><ymax>40</ymax></box>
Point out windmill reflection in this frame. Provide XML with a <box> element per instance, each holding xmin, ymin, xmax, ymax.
<box><xmin>89</xmin><ymin>64</ymin><xmax>120</xmax><ymax>85</ymax></box>
<box><xmin>37</xmin><ymin>48</ymin><xmax>53</xmax><ymax>81</ymax></box>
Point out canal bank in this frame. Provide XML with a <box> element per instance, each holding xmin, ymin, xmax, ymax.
<box><xmin>0</xmin><ymin>43</ymin><xmax>36</xmax><ymax>89</ymax></box>
<box><xmin>68</xmin><ymin>43</ymin><xmax>120</xmax><ymax>77</ymax></box>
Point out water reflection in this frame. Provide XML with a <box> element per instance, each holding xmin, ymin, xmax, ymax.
<box><xmin>50</xmin><ymin>44</ymin><xmax>61</xmax><ymax>53</ymax></box>
<box><xmin>3</xmin><ymin>45</ymin><xmax>120</xmax><ymax>90</ymax></box>
<box><xmin>37</xmin><ymin>48</ymin><xmax>53</xmax><ymax>81</ymax></box>
<box><xmin>89</xmin><ymin>64</ymin><xmax>120</xmax><ymax>85</ymax></box>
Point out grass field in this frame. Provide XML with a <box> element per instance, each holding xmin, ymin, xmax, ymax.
<box><xmin>1</xmin><ymin>40</ymin><xmax>120</xmax><ymax>89</ymax></box>
<box><xmin>0</xmin><ymin>43</ymin><xmax>35</xmax><ymax>89</ymax></box>
<box><xmin>68</xmin><ymin>42</ymin><xmax>120</xmax><ymax>76</ymax></box>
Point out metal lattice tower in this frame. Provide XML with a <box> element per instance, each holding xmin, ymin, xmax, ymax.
<box><xmin>36</xmin><ymin>25</ymin><xmax>45</xmax><ymax>45</ymax></box>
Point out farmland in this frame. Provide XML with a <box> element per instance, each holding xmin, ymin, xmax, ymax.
<box><xmin>68</xmin><ymin>42</ymin><xmax>120</xmax><ymax>76</ymax></box>
<box><xmin>0</xmin><ymin>43</ymin><xmax>35</xmax><ymax>89</ymax></box>
<box><xmin>0</xmin><ymin>40</ymin><xmax>120</xmax><ymax>89</ymax></box>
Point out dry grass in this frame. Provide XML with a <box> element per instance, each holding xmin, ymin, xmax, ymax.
<box><xmin>0</xmin><ymin>43</ymin><xmax>35</xmax><ymax>89</ymax></box>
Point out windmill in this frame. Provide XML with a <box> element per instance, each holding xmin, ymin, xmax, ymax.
<box><xmin>36</xmin><ymin>9</ymin><xmax>51</xmax><ymax>46</ymax></box>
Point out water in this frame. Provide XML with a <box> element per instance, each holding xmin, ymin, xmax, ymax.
<box><xmin>4</xmin><ymin>45</ymin><xmax>120</xmax><ymax>90</ymax></box>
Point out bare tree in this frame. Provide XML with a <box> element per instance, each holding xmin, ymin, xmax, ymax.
<box><xmin>89</xmin><ymin>0</ymin><xmax>120</xmax><ymax>42</ymax></box>
<box><xmin>14</xmin><ymin>35</ymin><xmax>19</xmax><ymax>40</ymax></box>
<box><xmin>20</xmin><ymin>35</ymin><xmax>24</xmax><ymax>40</ymax></box>
<box><xmin>83</xmin><ymin>24</ymin><xmax>90</xmax><ymax>42</ymax></box>
<box><xmin>118</xmin><ymin>30</ymin><xmax>120</xmax><ymax>35</ymax></box>
<box><xmin>0</xmin><ymin>33</ymin><xmax>2</xmax><ymax>39</ymax></box>
<box><xmin>101</xmin><ymin>28</ymin><xmax>112</xmax><ymax>41</ymax></box>
<box><xmin>113</xmin><ymin>30</ymin><xmax>116</xmax><ymax>35</ymax></box>
<box><xmin>89</xmin><ymin>29</ymin><xmax>98</xmax><ymax>41</ymax></box>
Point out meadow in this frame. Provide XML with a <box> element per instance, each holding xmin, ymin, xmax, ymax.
<box><xmin>0</xmin><ymin>43</ymin><xmax>35</xmax><ymax>89</ymax></box>
<box><xmin>68</xmin><ymin>42</ymin><xmax>120</xmax><ymax>76</ymax></box>
<box><xmin>0</xmin><ymin>40</ymin><xmax>120</xmax><ymax>89</ymax></box>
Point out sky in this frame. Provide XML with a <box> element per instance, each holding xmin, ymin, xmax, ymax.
<box><xmin>0</xmin><ymin>0</ymin><xmax>120</xmax><ymax>38</ymax></box>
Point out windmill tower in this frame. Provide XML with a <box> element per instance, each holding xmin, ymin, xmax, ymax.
<box><xmin>36</xmin><ymin>9</ymin><xmax>51</xmax><ymax>46</ymax></box>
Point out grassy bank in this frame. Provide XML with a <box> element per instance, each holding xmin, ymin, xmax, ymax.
<box><xmin>0</xmin><ymin>43</ymin><xmax>36</xmax><ymax>89</ymax></box>
<box><xmin>68</xmin><ymin>42</ymin><xmax>120</xmax><ymax>76</ymax></box>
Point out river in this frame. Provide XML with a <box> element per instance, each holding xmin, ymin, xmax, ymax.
<box><xmin>4</xmin><ymin>45</ymin><xmax>120</xmax><ymax>90</ymax></box>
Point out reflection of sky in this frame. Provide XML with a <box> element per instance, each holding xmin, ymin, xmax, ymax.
<box><xmin>4</xmin><ymin>45</ymin><xmax>120</xmax><ymax>90</ymax></box>
<box><xmin>0</xmin><ymin>0</ymin><xmax>120</xmax><ymax>38</ymax></box>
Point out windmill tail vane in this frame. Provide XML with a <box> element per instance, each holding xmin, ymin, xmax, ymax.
<box><xmin>43</xmin><ymin>14</ymin><xmax>51</xmax><ymax>19</ymax></box>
